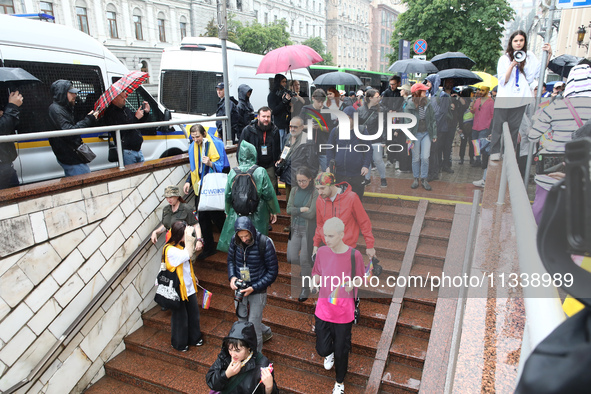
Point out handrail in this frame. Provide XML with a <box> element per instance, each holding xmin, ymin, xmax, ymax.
<box><xmin>0</xmin><ymin>115</ymin><xmax>227</xmax><ymax>143</ymax></box>
<box><xmin>3</xmin><ymin>187</ymin><xmax>195</xmax><ymax>394</ymax></box>
<box><xmin>496</xmin><ymin>122</ymin><xmax>565</xmax><ymax>382</ymax></box>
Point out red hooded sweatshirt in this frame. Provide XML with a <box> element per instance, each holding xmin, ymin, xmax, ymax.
<box><xmin>314</xmin><ymin>182</ymin><xmax>375</xmax><ymax>249</ymax></box>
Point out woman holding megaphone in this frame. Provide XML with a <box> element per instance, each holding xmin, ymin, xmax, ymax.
<box><xmin>489</xmin><ymin>30</ymin><xmax>552</xmax><ymax>160</ymax></box>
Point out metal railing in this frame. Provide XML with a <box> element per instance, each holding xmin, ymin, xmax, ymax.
<box><xmin>496</xmin><ymin>122</ymin><xmax>565</xmax><ymax>381</ymax></box>
<box><xmin>0</xmin><ymin>114</ymin><xmax>229</xmax><ymax>170</ymax></box>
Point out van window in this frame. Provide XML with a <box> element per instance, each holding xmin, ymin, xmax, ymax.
<box><xmin>160</xmin><ymin>70</ymin><xmax>222</xmax><ymax>115</ymax></box>
<box><xmin>2</xmin><ymin>60</ymin><xmax>104</xmax><ymax>134</ymax></box>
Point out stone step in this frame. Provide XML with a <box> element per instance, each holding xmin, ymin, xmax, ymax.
<box><xmin>380</xmin><ymin>361</ymin><xmax>423</xmax><ymax>393</ymax></box>
<box><xmin>83</xmin><ymin>376</ymin><xmax>153</xmax><ymax>393</ymax></box>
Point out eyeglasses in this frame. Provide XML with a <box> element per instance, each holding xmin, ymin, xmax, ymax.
<box><xmin>297</xmin><ymin>179</ymin><xmax>310</xmax><ymax>184</ymax></box>
<box><xmin>289</xmin><ymin>125</ymin><xmax>302</xmax><ymax>129</ymax></box>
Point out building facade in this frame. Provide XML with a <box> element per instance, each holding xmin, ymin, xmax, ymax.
<box><xmin>326</xmin><ymin>0</ymin><xmax>372</xmax><ymax>69</ymax></box>
<box><xmin>369</xmin><ymin>1</ymin><xmax>398</xmax><ymax>73</ymax></box>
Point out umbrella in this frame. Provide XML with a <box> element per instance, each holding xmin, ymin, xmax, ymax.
<box><xmin>94</xmin><ymin>71</ymin><xmax>149</xmax><ymax>117</ymax></box>
<box><xmin>548</xmin><ymin>54</ymin><xmax>583</xmax><ymax>79</ymax></box>
<box><xmin>0</xmin><ymin>67</ymin><xmax>41</xmax><ymax>88</ymax></box>
<box><xmin>256</xmin><ymin>45</ymin><xmax>323</xmax><ymax>75</ymax></box>
<box><xmin>437</xmin><ymin>69</ymin><xmax>482</xmax><ymax>86</ymax></box>
<box><xmin>470</xmin><ymin>71</ymin><xmax>498</xmax><ymax>89</ymax></box>
<box><xmin>313</xmin><ymin>71</ymin><xmax>362</xmax><ymax>86</ymax></box>
<box><xmin>388</xmin><ymin>59</ymin><xmax>438</xmax><ymax>74</ymax></box>
<box><xmin>430</xmin><ymin>52</ymin><xmax>475</xmax><ymax>70</ymax></box>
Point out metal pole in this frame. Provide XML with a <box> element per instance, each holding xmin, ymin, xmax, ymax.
<box><xmin>526</xmin><ymin>0</ymin><xmax>556</xmax><ymax>183</ymax></box>
<box><xmin>115</xmin><ymin>129</ymin><xmax>124</xmax><ymax>169</ymax></box>
<box><xmin>218</xmin><ymin>0</ymin><xmax>231</xmax><ymax>146</ymax></box>
<box><xmin>497</xmin><ymin>123</ymin><xmax>509</xmax><ymax>205</ymax></box>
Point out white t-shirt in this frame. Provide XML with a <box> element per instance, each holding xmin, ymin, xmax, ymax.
<box><xmin>167</xmin><ymin>246</ymin><xmax>196</xmax><ymax>297</ymax></box>
<box><xmin>496</xmin><ymin>52</ymin><xmax>541</xmax><ymax>109</ymax></box>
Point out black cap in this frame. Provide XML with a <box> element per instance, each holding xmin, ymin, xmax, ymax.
<box><xmin>216</xmin><ymin>82</ymin><xmax>224</xmax><ymax>90</ymax></box>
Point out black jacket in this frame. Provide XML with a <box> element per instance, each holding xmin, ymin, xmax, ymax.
<box><xmin>227</xmin><ymin>216</ymin><xmax>278</xmax><ymax>294</ymax></box>
<box><xmin>0</xmin><ymin>103</ymin><xmax>19</xmax><ymax>164</ymax></box>
<box><xmin>381</xmin><ymin>87</ymin><xmax>403</xmax><ymax>112</ymax></box>
<box><xmin>48</xmin><ymin>80</ymin><xmax>97</xmax><ymax>165</ymax></box>
<box><xmin>267</xmin><ymin>74</ymin><xmax>291</xmax><ymax>129</ymax></box>
<box><xmin>206</xmin><ymin>321</ymin><xmax>278</xmax><ymax>394</ymax></box>
<box><xmin>236</xmin><ymin>84</ymin><xmax>255</xmax><ymax>139</ymax></box>
<box><xmin>299</xmin><ymin>104</ymin><xmax>335</xmax><ymax>149</ymax></box>
<box><xmin>216</xmin><ymin>95</ymin><xmax>240</xmax><ymax>142</ymax></box>
<box><xmin>358</xmin><ymin>102</ymin><xmax>386</xmax><ymax>143</ymax></box>
<box><xmin>239</xmin><ymin>119</ymin><xmax>281</xmax><ymax>168</ymax></box>
<box><xmin>102</xmin><ymin>103</ymin><xmax>146</xmax><ymax>152</ymax></box>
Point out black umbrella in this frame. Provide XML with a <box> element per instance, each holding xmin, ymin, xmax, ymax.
<box><xmin>388</xmin><ymin>59</ymin><xmax>438</xmax><ymax>74</ymax></box>
<box><xmin>548</xmin><ymin>55</ymin><xmax>583</xmax><ymax>79</ymax></box>
<box><xmin>313</xmin><ymin>71</ymin><xmax>362</xmax><ymax>86</ymax></box>
<box><xmin>0</xmin><ymin>67</ymin><xmax>41</xmax><ymax>85</ymax></box>
<box><xmin>430</xmin><ymin>52</ymin><xmax>475</xmax><ymax>71</ymax></box>
<box><xmin>437</xmin><ymin>68</ymin><xmax>482</xmax><ymax>86</ymax></box>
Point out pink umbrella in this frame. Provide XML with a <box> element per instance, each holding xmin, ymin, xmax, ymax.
<box><xmin>256</xmin><ymin>45</ymin><xmax>323</xmax><ymax>75</ymax></box>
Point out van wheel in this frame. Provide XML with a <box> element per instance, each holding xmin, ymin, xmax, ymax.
<box><xmin>160</xmin><ymin>149</ymin><xmax>184</xmax><ymax>158</ymax></box>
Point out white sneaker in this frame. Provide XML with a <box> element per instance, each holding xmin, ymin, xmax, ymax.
<box><xmin>473</xmin><ymin>179</ymin><xmax>485</xmax><ymax>187</ymax></box>
<box><xmin>490</xmin><ymin>153</ymin><xmax>501</xmax><ymax>161</ymax></box>
<box><xmin>324</xmin><ymin>353</ymin><xmax>335</xmax><ymax>370</ymax></box>
<box><xmin>332</xmin><ymin>382</ymin><xmax>345</xmax><ymax>394</ymax></box>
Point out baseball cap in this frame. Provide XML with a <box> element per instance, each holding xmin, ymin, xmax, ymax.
<box><xmin>356</xmin><ymin>90</ymin><xmax>364</xmax><ymax>97</ymax></box>
<box><xmin>68</xmin><ymin>84</ymin><xmax>80</xmax><ymax>94</ymax></box>
<box><xmin>163</xmin><ymin>185</ymin><xmax>181</xmax><ymax>198</ymax></box>
<box><xmin>216</xmin><ymin>82</ymin><xmax>224</xmax><ymax>90</ymax></box>
<box><xmin>555</xmin><ymin>81</ymin><xmax>564</xmax><ymax>88</ymax></box>
<box><xmin>410</xmin><ymin>83</ymin><xmax>429</xmax><ymax>94</ymax></box>
<box><xmin>399</xmin><ymin>84</ymin><xmax>411</xmax><ymax>92</ymax></box>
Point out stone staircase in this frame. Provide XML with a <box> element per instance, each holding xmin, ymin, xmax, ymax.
<box><xmin>85</xmin><ymin>195</ymin><xmax>456</xmax><ymax>393</ymax></box>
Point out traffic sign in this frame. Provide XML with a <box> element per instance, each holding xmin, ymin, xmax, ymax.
<box><xmin>414</xmin><ymin>39</ymin><xmax>427</xmax><ymax>55</ymax></box>
<box><xmin>557</xmin><ymin>0</ymin><xmax>591</xmax><ymax>9</ymax></box>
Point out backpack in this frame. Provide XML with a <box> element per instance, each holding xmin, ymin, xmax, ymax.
<box><xmin>231</xmin><ymin>165</ymin><xmax>260</xmax><ymax>216</ymax></box>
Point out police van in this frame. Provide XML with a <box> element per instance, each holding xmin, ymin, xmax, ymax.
<box><xmin>158</xmin><ymin>37</ymin><xmax>313</xmax><ymax>137</ymax></box>
<box><xmin>0</xmin><ymin>15</ymin><xmax>188</xmax><ymax>184</ymax></box>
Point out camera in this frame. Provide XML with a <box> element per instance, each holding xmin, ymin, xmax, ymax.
<box><xmin>371</xmin><ymin>257</ymin><xmax>383</xmax><ymax>277</ymax></box>
<box><xmin>514</xmin><ymin>50</ymin><xmax>526</xmax><ymax>63</ymax></box>
<box><xmin>234</xmin><ymin>278</ymin><xmax>249</xmax><ymax>303</ymax></box>
<box><xmin>278</xmin><ymin>88</ymin><xmax>297</xmax><ymax>103</ymax></box>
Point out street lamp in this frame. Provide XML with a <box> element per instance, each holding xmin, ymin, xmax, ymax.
<box><xmin>578</xmin><ymin>25</ymin><xmax>589</xmax><ymax>49</ymax></box>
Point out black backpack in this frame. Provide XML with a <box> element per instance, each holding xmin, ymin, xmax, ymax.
<box><xmin>231</xmin><ymin>165</ymin><xmax>260</xmax><ymax>216</ymax></box>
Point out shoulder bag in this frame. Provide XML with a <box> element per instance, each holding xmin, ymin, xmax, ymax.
<box><xmin>154</xmin><ymin>245</ymin><xmax>182</xmax><ymax>310</ymax></box>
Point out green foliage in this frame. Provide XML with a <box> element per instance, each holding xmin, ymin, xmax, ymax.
<box><xmin>390</xmin><ymin>0</ymin><xmax>515</xmax><ymax>72</ymax></box>
<box><xmin>200</xmin><ymin>14</ymin><xmax>241</xmax><ymax>43</ymax></box>
<box><xmin>236</xmin><ymin>20</ymin><xmax>293</xmax><ymax>55</ymax></box>
<box><xmin>302</xmin><ymin>37</ymin><xmax>334</xmax><ymax>65</ymax></box>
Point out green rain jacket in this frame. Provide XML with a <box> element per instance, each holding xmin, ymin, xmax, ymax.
<box><xmin>217</xmin><ymin>141</ymin><xmax>281</xmax><ymax>252</ymax></box>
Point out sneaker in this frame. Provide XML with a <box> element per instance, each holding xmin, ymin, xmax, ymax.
<box><xmin>395</xmin><ymin>161</ymin><xmax>400</xmax><ymax>170</ymax></box>
<box><xmin>194</xmin><ymin>338</ymin><xmax>204</xmax><ymax>347</ymax></box>
<box><xmin>411</xmin><ymin>178</ymin><xmax>419</xmax><ymax>189</ymax></box>
<box><xmin>362</xmin><ymin>178</ymin><xmax>371</xmax><ymax>186</ymax></box>
<box><xmin>298</xmin><ymin>287</ymin><xmax>310</xmax><ymax>302</ymax></box>
<box><xmin>173</xmin><ymin>345</ymin><xmax>189</xmax><ymax>352</ymax></box>
<box><xmin>380</xmin><ymin>178</ymin><xmax>387</xmax><ymax>187</ymax></box>
<box><xmin>473</xmin><ymin>179</ymin><xmax>485</xmax><ymax>187</ymax></box>
<box><xmin>422</xmin><ymin>179</ymin><xmax>432</xmax><ymax>191</ymax></box>
<box><xmin>490</xmin><ymin>153</ymin><xmax>501</xmax><ymax>161</ymax></box>
<box><xmin>332</xmin><ymin>382</ymin><xmax>345</xmax><ymax>394</ymax></box>
<box><xmin>197</xmin><ymin>249</ymin><xmax>217</xmax><ymax>261</ymax></box>
<box><xmin>262</xmin><ymin>331</ymin><xmax>273</xmax><ymax>343</ymax></box>
<box><xmin>324</xmin><ymin>353</ymin><xmax>335</xmax><ymax>370</ymax></box>
<box><xmin>386</xmin><ymin>161</ymin><xmax>393</xmax><ymax>168</ymax></box>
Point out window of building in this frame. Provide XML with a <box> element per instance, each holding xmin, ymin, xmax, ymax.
<box><xmin>40</xmin><ymin>2</ymin><xmax>54</xmax><ymax>21</ymax></box>
<box><xmin>107</xmin><ymin>9</ymin><xmax>118</xmax><ymax>38</ymax></box>
<box><xmin>158</xmin><ymin>17</ymin><xmax>166</xmax><ymax>42</ymax></box>
<box><xmin>140</xmin><ymin>60</ymin><xmax>149</xmax><ymax>82</ymax></box>
<box><xmin>0</xmin><ymin>0</ymin><xmax>14</xmax><ymax>14</ymax></box>
<box><xmin>180</xmin><ymin>19</ymin><xmax>187</xmax><ymax>39</ymax></box>
<box><xmin>76</xmin><ymin>6</ymin><xmax>89</xmax><ymax>34</ymax></box>
<box><xmin>133</xmin><ymin>13</ymin><xmax>143</xmax><ymax>40</ymax></box>
<box><xmin>237</xmin><ymin>0</ymin><xmax>242</xmax><ymax>11</ymax></box>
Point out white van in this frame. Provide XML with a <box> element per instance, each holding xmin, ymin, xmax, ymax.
<box><xmin>0</xmin><ymin>15</ymin><xmax>188</xmax><ymax>184</ymax></box>
<box><xmin>158</xmin><ymin>37</ymin><xmax>313</xmax><ymax>136</ymax></box>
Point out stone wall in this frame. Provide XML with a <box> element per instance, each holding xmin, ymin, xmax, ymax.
<box><xmin>0</xmin><ymin>163</ymin><xmax>192</xmax><ymax>393</ymax></box>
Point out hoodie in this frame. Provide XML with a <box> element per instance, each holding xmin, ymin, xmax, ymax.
<box><xmin>0</xmin><ymin>103</ymin><xmax>20</xmax><ymax>164</ymax></box>
<box><xmin>236</xmin><ymin>84</ymin><xmax>254</xmax><ymax>133</ymax></box>
<box><xmin>217</xmin><ymin>141</ymin><xmax>281</xmax><ymax>252</ymax></box>
<box><xmin>313</xmin><ymin>182</ymin><xmax>375</xmax><ymax>249</ymax></box>
<box><xmin>267</xmin><ymin>73</ymin><xmax>291</xmax><ymax>129</ymax></box>
<box><xmin>48</xmin><ymin>79</ymin><xmax>97</xmax><ymax>165</ymax></box>
<box><xmin>206</xmin><ymin>321</ymin><xmax>278</xmax><ymax>394</ymax></box>
<box><xmin>425</xmin><ymin>74</ymin><xmax>451</xmax><ymax>133</ymax></box>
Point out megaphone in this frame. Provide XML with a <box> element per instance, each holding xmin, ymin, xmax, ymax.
<box><xmin>514</xmin><ymin>50</ymin><xmax>526</xmax><ymax>63</ymax></box>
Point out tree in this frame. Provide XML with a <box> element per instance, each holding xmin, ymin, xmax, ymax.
<box><xmin>302</xmin><ymin>37</ymin><xmax>334</xmax><ymax>65</ymax></box>
<box><xmin>236</xmin><ymin>20</ymin><xmax>292</xmax><ymax>54</ymax></box>
<box><xmin>390</xmin><ymin>0</ymin><xmax>515</xmax><ymax>72</ymax></box>
<box><xmin>201</xmin><ymin>14</ymin><xmax>241</xmax><ymax>43</ymax></box>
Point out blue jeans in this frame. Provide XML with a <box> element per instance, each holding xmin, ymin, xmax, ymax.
<box><xmin>318</xmin><ymin>155</ymin><xmax>328</xmax><ymax>173</ymax></box>
<box><xmin>365</xmin><ymin>143</ymin><xmax>386</xmax><ymax>180</ymax></box>
<box><xmin>123</xmin><ymin>149</ymin><xmax>144</xmax><ymax>165</ymax></box>
<box><xmin>58</xmin><ymin>160</ymin><xmax>90</xmax><ymax>177</ymax></box>
<box><xmin>278</xmin><ymin>128</ymin><xmax>286</xmax><ymax>151</ymax></box>
<box><xmin>412</xmin><ymin>132</ymin><xmax>431</xmax><ymax>179</ymax></box>
<box><xmin>235</xmin><ymin>292</ymin><xmax>271</xmax><ymax>353</ymax></box>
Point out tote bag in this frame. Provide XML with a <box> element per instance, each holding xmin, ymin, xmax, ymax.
<box><xmin>198</xmin><ymin>170</ymin><xmax>228</xmax><ymax>211</ymax></box>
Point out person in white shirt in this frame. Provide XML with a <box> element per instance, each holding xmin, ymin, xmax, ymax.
<box><xmin>489</xmin><ymin>30</ymin><xmax>552</xmax><ymax>160</ymax></box>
